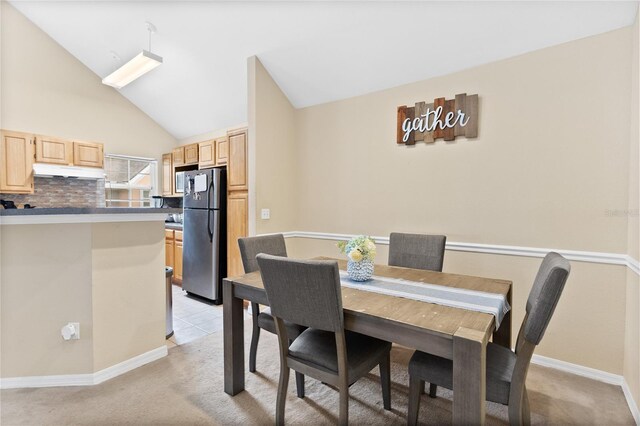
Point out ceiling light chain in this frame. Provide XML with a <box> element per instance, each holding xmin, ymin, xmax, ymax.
<box><xmin>146</xmin><ymin>21</ymin><xmax>157</xmax><ymax>54</ymax></box>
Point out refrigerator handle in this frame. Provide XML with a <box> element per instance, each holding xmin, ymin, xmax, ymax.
<box><xmin>206</xmin><ymin>178</ymin><xmax>214</xmax><ymax>243</ymax></box>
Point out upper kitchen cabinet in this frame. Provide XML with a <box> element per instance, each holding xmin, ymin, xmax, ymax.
<box><xmin>184</xmin><ymin>143</ymin><xmax>199</xmax><ymax>165</ymax></box>
<box><xmin>198</xmin><ymin>140</ymin><xmax>216</xmax><ymax>169</ymax></box>
<box><xmin>172</xmin><ymin>146</ymin><xmax>185</xmax><ymax>166</ymax></box>
<box><xmin>215</xmin><ymin>136</ymin><xmax>228</xmax><ymax>165</ymax></box>
<box><xmin>0</xmin><ymin>130</ymin><xmax>35</xmax><ymax>194</ymax></box>
<box><xmin>73</xmin><ymin>141</ymin><xmax>104</xmax><ymax>168</ymax></box>
<box><xmin>227</xmin><ymin>128</ymin><xmax>248</xmax><ymax>191</ymax></box>
<box><xmin>35</xmin><ymin>135</ymin><xmax>73</xmax><ymax>165</ymax></box>
<box><xmin>162</xmin><ymin>153</ymin><xmax>173</xmax><ymax>196</ymax></box>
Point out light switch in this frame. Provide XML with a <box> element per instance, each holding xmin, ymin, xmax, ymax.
<box><xmin>261</xmin><ymin>208</ymin><xmax>270</xmax><ymax>220</ymax></box>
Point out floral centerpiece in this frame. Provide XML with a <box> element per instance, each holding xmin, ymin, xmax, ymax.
<box><xmin>337</xmin><ymin>235</ymin><xmax>376</xmax><ymax>281</ymax></box>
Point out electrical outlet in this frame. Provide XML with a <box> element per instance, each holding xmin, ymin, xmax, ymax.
<box><xmin>61</xmin><ymin>322</ymin><xmax>80</xmax><ymax>340</ymax></box>
<box><xmin>261</xmin><ymin>208</ymin><xmax>270</xmax><ymax>220</ymax></box>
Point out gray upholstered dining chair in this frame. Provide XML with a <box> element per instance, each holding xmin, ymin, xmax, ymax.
<box><xmin>388</xmin><ymin>232</ymin><xmax>447</xmax><ymax>272</ymax></box>
<box><xmin>256</xmin><ymin>254</ymin><xmax>392</xmax><ymax>426</ymax></box>
<box><xmin>238</xmin><ymin>234</ymin><xmax>307</xmax><ymax>397</ymax></box>
<box><xmin>407</xmin><ymin>252</ymin><xmax>571</xmax><ymax>426</ymax></box>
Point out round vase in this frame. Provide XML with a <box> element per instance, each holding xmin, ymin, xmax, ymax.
<box><xmin>347</xmin><ymin>259</ymin><xmax>374</xmax><ymax>282</ymax></box>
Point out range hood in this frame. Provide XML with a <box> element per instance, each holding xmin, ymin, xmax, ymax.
<box><xmin>33</xmin><ymin>163</ymin><xmax>105</xmax><ymax>180</ymax></box>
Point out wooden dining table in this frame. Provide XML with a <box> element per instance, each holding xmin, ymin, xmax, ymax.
<box><xmin>223</xmin><ymin>257</ymin><xmax>512</xmax><ymax>425</ymax></box>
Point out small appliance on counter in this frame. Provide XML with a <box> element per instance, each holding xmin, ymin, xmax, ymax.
<box><xmin>165</xmin><ymin>213</ymin><xmax>183</xmax><ymax>223</ymax></box>
<box><xmin>0</xmin><ymin>200</ymin><xmax>35</xmax><ymax>209</ymax></box>
<box><xmin>0</xmin><ymin>200</ymin><xmax>17</xmax><ymax>209</ymax></box>
<box><xmin>151</xmin><ymin>196</ymin><xmax>164</xmax><ymax>208</ymax></box>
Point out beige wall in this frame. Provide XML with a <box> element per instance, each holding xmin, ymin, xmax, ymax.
<box><xmin>91</xmin><ymin>222</ymin><xmax>165</xmax><ymax>371</ymax></box>
<box><xmin>249</xmin><ymin>56</ymin><xmax>298</xmax><ymax>235</ymax></box>
<box><xmin>0</xmin><ymin>224</ymin><xmax>95</xmax><ymax>376</ymax></box>
<box><xmin>0</xmin><ymin>221</ymin><xmax>165</xmax><ymax>378</ymax></box>
<box><xmin>255</xmin><ymin>26</ymin><xmax>638</xmax><ymax>376</ymax></box>
<box><xmin>624</xmin><ymin>10</ymin><xmax>640</xmax><ymax>413</ymax></box>
<box><xmin>293</xmin><ymin>28</ymin><xmax>631</xmax><ymax>253</ymax></box>
<box><xmin>0</xmin><ymin>2</ymin><xmax>177</xmax><ymax>166</ymax></box>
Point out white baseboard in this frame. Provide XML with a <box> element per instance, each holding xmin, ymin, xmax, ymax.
<box><xmin>531</xmin><ymin>354</ymin><xmax>639</xmax><ymax>425</ymax></box>
<box><xmin>622</xmin><ymin>379</ymin><xmax>640</xmax><ymax>426</ymax></box>
<box><xmin>531</xmin><ymin>353</ymin><xmax>623</xmax><ymax>385</ymax></box>
<box><xmin>0</xmin><ymin>345</ymin><xmax>167</xmax><ymax>389</ymax></box>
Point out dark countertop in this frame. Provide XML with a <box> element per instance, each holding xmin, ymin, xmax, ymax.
<box><xmin>0</xmin><ymin>207</ymin><xmax>183</xmax><ymax>216</ymax></box>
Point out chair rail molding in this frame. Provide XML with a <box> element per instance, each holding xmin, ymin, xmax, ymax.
<box><xmin>278</xmin><ymin>231</ymin><xmax>640</xmax><ymax>277</ymax></box>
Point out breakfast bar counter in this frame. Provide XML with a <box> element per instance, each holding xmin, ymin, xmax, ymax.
<box><xmin>0</xmin><ymin>207</ymin><xmax>182</xmax><ymax>224</ymax></box>
<box><xmin>0</xmin><ymin>209</ymin><xmax>176</xmax><ymax>387</ymax></box>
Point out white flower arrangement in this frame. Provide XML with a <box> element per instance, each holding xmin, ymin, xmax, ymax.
<box><xmin>337</xmin><ymin>235</ymin><xmax>376</xmax><ymax>262</ymax></box>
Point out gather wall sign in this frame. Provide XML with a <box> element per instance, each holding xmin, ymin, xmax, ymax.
<box><xmin>397</xmin><ymin>93</ymin><xmax>479</xmax><ymax>145</ymax></box>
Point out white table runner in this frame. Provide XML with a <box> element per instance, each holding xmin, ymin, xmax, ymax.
<box><xmin>339</xmin><ymin>271</ymin><xmax>510</xmax><ymax>328</ymax></box>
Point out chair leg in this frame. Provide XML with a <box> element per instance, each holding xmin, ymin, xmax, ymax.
<box><xmin>295</xmin><ymin>372</ymin><xmax>305</xmax><ymax>399</ymax></box>
<box><xmin>522</xmin><ymin>387</ymin><xmax>531</xmax><ymax>426</ymax></box>
<box><xmin>276</xmin><ymin>364</ymin><xmax>290</xmax><ymax>426</ymax></box>
<box><xmin>408</xmin><ymin>375</ymin><xmax>423</xmax><ymax>426</ymax></box>
<box><xmin>429</xmin><ymin>383</ymin><xmax>437</xmax><ymax>398</ymax></box>
<box><xmin>379</xmin><ymin>352</ymin><xmax>391</xmax><ymax>410</ymax></box>
<box><xmin>249</xmin><ymin>303</ymin><xmax>260</xmax><ymax>373</ymax></box>
<box><xmin>338</xmin><ymin>382</ymin><xmax>349</xmax><ymax>426</ymax></box>
<box><xmin>420</xmin><ymin>381</ymin><xmax>426</xmax><ymax>394</ymax></box>
<box><xmin>508</xmin><ymin>386</ymin><xmax>526</xmax><ymax>426</ymax></box>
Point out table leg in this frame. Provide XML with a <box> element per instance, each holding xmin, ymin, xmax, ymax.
<box><xmin>453</xmin><ymin>327</ymin><xmax>488</xmax><ymax>426</ymax></box>
<box><xmin>223</xmin><ymin>279</ymin><xmax>245</xmax><ymax>395</ymax></box>
<box><xmin>493</xmin><ymin>287</ymin><xmax>512</xmax><ymax>348</ymax></box>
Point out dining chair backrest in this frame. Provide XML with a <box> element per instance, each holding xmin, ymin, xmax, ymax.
<box><xmin>523</xmin><ymin>251</ymin><xmax>571</xmax><ymax>345</ymax></box>
<box><xmin>238</xmin><ymin>234</ymin><xmax>288</xmax><ymax>273</ymax></box>
<box><xmin>256</xmin><ymin>254</ymin><xmax>344</xmax><ymax>333</ymax></box>
<box><xmin>388</xmin><ymin>233</ymin><xmax>447</xmax><ymax>272</ymax></box>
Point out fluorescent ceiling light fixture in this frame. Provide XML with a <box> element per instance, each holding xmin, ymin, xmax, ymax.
<box><xmin>102</xmin><ymin>50</ymin><xmax>162</xmax><ymax>89</ymax></box>
<box><xmin>102</xmin><ymin>22</ymin><xmax>162</xmax><ymax>89</ymax></box>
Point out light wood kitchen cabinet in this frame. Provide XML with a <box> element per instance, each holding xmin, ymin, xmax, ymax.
<box><xmin>227</xmin><ymin>191</ymin><xmax>248</xmax><ymax>278</ymax></box>
<box><xmin>215</xmin><ymin>137</ymin><xmax>228</xmax><ymax>165</ymax></box>
<box><xmin>198</xmin><ymin>140</ymin><xmax>216</xmax><ymax>169</ymax></box>
<box><xmin>165</xmin><ymin>228</ymin><xmax>183</xmax><ymax>284</ymax></box>
<box><xmin>35</xmin><ymin>135</ymin><xmax>73</xmax><ymax>165</ymax></box>
<box><xmin>165</xmin><ymin>229</ymin><xmax>175</xmax><ymax>270</ymax></box>
<box><xmin>184</xmin><ymin>143</ymin><xmax>199</xmax><ymax>165</ymax></box>
<box><xmin>162</xmin><ymin>153</ymin><xmax>173</xmax><ymax>196</ymax></box>
<box><xmin>0</xmin><ymin>130</ymin><xmax>34</xmax><ymax>194</ymax></box>
<box><xmin>174</xmin><ymin>230</ymin><xmax>183</xmax><ymax>282</ymax></box>
<box><xmin>73</xmin><ymin>141</ymin><xmax>104</xmax><ymax>168</ymax></box>
<box><xmin>172</xmin><ymin>147</ymin><xmax>184</xmax><ymax>166</ymax></box>
<box><xmin>227</xmin><ymin>128</ymin><xmax>248</xmax><ymax>191</ymax></box>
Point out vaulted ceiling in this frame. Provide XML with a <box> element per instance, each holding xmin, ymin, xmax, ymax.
<box><xmin>10</xmin><ymin>1</ymin><xmax>639</xmax><ymax>139</ymax></box>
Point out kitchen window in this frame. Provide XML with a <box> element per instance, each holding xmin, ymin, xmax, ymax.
<box><xmin>104</xmin><ymin>154</ymin><xmax>158</xmax><ymax>207</ymax></box>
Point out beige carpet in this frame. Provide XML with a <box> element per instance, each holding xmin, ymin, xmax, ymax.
<box><xmin>1</xmin><ymin>323</ymin><xmax>634</xmax><ymax>425</ymax></box>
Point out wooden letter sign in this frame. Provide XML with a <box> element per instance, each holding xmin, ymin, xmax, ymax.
<box><xmin>397</xmin><ymin>93</ymin><xmax>478</xmax><ymax>145</ymax></box>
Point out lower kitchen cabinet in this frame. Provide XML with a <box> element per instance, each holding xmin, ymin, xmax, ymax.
<box><xmin>227</xmin><ymin>191</ymin><xmax>248</xmax><ymax>278</ymax></box>
<box><xmin>174</xmin><ymin>230</ymin><xmax>183</xmax><ymax>282</ymax></box>
<box><xmin>165</xmin><ymin>228</ymin><xmax>183</xmax><ymax>285</ymax></box>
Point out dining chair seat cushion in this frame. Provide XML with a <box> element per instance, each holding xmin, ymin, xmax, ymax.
<box><xmin>289</xmin><ymin>328</ymin><xmax>392</xmax><ymax>383</ymax></box>
<box><xmin>257</xmin><ymin>308</ymin><xmax>306</xmax><ymax>339</ymax></box>
<box><xmin>409</xmin><ymin>342</ymin><xmax>516</xmax><ymax>405</ymax></box>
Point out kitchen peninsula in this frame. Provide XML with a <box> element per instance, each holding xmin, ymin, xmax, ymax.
<box><xmin>0</xmin><ymin>208</ymin><xmax>181</xmax><ymax>387</ymax></box>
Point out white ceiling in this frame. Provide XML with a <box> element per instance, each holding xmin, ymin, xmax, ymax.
<box><xmin>9</xmin><ymin>1</ymin><xmax>639</xmax><ymax>140</ymax></box>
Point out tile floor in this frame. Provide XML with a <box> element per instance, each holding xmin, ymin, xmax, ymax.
<box><xmin>166</xmin><ymin>284</ymin><xmax>226</xmax><ymax>348</ymax></box>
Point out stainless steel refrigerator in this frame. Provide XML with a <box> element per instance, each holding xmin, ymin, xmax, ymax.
<box><xmin>182</xmin><ymin>168</ymin><xmax>226</xmax><ymax>304</ymax></box>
